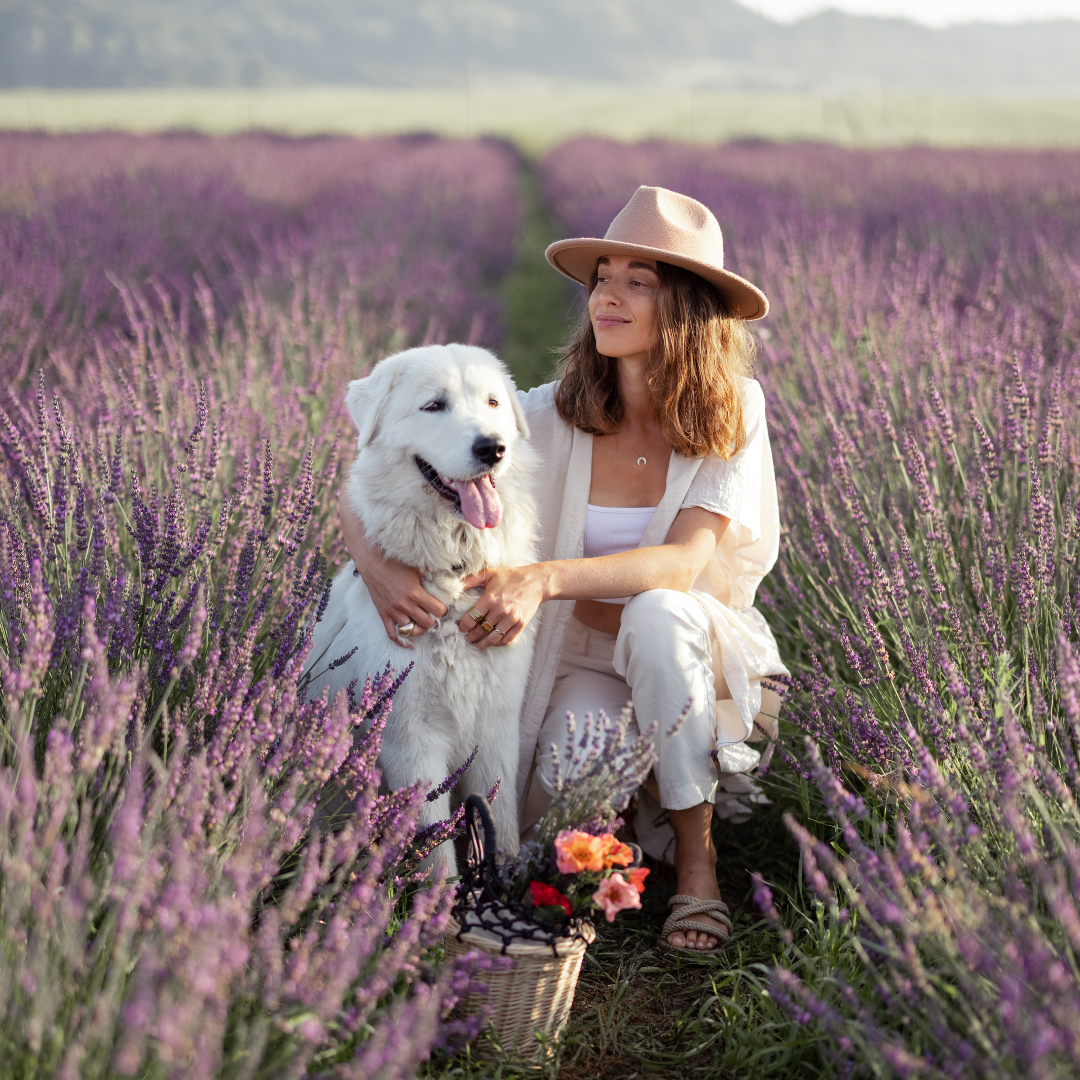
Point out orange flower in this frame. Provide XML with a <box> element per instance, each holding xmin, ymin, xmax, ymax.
<box><xmin>626</xmin><ymin>866</ymin><xmax>650</xmax><ymax>894</ymax></box>
<box><xmin>554</xmin><ymin>830</ymin><xmax>606</xmax><ymax>873</ymax></box>
<box><xmin>598</xmin><ymin>834</ymin><xmax>634</xmax><ymax>869</ymax></box>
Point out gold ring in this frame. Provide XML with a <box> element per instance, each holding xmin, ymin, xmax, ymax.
<box><xmin>397</xmin><ymin>622</ymin><xmax>415</xmax><ymax>638</ymax></box>
<box><xmin>468</xmin><ymin>607</ymin><xmax>484</xmax><ymax>625</ymax></box>
<box><xmin>480</xmin><ymin>620</ymin><xmax>496</xmax><ymax>634</ymax></box>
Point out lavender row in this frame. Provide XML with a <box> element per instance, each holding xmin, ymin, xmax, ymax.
<box><xmin>541</xmin><ymin>139</ymin><xmax>1080</xmax><ymax>1076</ymax></box>
<box><xmin>0</xmin><ymin>132</ymin><xmax>521</xmax><ymax>372</ymax></box>
<box><xmin>0</xmin><ymin>134</ymin><xmax>527</xmax><ymax>1077</ymax></box>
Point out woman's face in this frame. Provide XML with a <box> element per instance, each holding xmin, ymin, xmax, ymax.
<box><xmin>588</xmin><ymin>255</ymin><xmax>660</xmax><ymax>361</ymax></box>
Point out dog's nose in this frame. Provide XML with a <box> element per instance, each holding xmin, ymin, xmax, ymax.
<box><xmin>472</xmin><ymin>436</ymin><xmax>506</xmax><ymax>467</ymax></box>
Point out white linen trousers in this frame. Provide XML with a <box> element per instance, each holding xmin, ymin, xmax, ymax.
<box><xmin>535</xmin><ymin>592</ymin><xmax>719</xmax><ymax>810</ymax></box>
<box><xmin>528</xmin><ymin>600</ymin><xmax>784</xmax><ymax>860</ymax></box>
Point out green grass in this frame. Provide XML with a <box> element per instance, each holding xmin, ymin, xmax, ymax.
<box><xmin>499</xmin><ymin>159</ymin><xmax>575</xmax><ymax>392</ymax></box>
<box><xmin>3</xmin><ymin>85</ymin><xmax>1080</xmax><ymax>150</ymax></box>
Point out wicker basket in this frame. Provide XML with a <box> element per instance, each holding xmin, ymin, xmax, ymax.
<box><xmin>444</xmin><ymin>915</ymin><xmax>596</xmax><ymax>1058</ymax></box>
<box><xmin>445</xmin><ymin>794</ymin><xmax>603</xmax><ymax>1059</ymax></box>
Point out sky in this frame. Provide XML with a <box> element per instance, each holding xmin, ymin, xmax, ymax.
<box><xmin>740</xmin><ymin>0</ymin><xmax>1080</xmax><ymax>26</ymax></box>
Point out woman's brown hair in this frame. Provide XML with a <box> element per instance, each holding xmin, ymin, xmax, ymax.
<box><xmin>553</xmin><ymin>261</ymin><xmax>756</xmax><ymax>460</ymax></box>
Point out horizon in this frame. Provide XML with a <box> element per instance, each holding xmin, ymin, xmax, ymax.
<box><xmin>740</xmin><ymin>0</ymin><xmax>1080</xmax><ymax>26</ymax></box>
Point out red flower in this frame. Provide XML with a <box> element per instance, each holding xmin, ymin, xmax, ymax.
<box><xmin>529</xmin><ymin>881</ymin><xmax>572</xmax><ymax>916</ymax></box>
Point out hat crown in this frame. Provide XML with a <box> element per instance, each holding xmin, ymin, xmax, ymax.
<box><xmin>604</xmin><ymin>186</ymin><xmax>725</xmax><ymax>269</ymax></box>
<box><xmin>543</xmin><ymin>184</ymin><xmax>768</xmax><ymax>319</ymax></box>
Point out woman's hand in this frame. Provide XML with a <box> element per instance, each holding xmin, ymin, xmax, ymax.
<box><xmin>457</xmin><ymin>564</ymin><xmax>549</xmax><ymax>650</ymax></box>
<box><xmin>365</xmin><ymin>556</ymin><xmax>448</xmax><ymax>649</ymax></box>
<box><xmin>340</xmin><ymin>492</ymin><xmax>447</xmax><ymax>648</ymax></box>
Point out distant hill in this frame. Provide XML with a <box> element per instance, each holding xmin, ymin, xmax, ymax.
<box><xmin>2</xmin><ymin>0</ymin><xmax>1080</xmax><ymax>94</ymax></box>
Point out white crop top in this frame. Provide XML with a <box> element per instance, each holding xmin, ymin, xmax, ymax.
<box><xmin>582</xmin><ymin>504</ymin><xmax>657</xmax><ymax>604</ymax></box>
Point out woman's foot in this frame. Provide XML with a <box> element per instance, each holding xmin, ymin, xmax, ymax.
<box><xmin>666</xmin><ymin>874</ymin><xmax>728</xmax><ymax>951</ymax></box>
<box><xmin>665</xmin><ymin>802</ymin><xmax>727</xmax><ymax>951</ymax></box>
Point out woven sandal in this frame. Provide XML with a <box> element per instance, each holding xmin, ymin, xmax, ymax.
<box><xmin>658</xmin><ymin>894</ymin><xmax>732</xmax><ymax>958</ymax></box>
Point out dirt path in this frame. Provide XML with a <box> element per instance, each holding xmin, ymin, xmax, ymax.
<box><xmin>499</xmin><ymin>156</ymin><xmax>574</xmax><ymax>391</ymax></box>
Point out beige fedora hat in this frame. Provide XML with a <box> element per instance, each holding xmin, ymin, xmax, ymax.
<box><xmin>545</xmin><ymin>185</ymin><xmax>768</xmax><ymax>321</ymax></box>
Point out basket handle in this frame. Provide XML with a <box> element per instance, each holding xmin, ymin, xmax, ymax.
<box><xmin>462</xmin><ymin>792</ymin><xmax>499</xmax><ymax>876</ymax></box>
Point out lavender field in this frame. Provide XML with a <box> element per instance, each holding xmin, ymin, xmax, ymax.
<box><xmin>2</xmin><ymin>130</ymin><xmax>1080</xmax><ymax>1078</ymax></box>
<box><xmin>541</xmin><ymin>139</ymin><xmax>1080</xmax><ymax>1077</ymax></box>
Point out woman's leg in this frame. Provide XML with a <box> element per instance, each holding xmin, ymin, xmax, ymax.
<box><xmin>667</xmin><ymin>804</ymin><xmax>724</xmax><ymax>950</ymax></box>
<box><xmin>534</xmin><ymin>661</ymin><xmax>634</xmax><ymax>796</ymax></box>
<box><xmin>616</xmin><ymin>590</ymin><xmax>726</xmax><ymax>950</ymax></box>
<box><xmin>534</xmin><ymin>603</ymin><xmax>728</xmax><ymax>949</ymax></box>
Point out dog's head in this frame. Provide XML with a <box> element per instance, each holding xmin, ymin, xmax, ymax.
<box><xmin>345</xmin><ymin>344</ymin><xmax>529</xmax><ymax>531</ymax></box>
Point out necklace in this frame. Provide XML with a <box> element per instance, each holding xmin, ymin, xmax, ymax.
<box><xmin>615</xmin><ymin>427</ymin><xmax>659</xmax><ymax>466</ymax></box>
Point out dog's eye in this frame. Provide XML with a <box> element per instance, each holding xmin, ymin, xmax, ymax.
<box><xmin>420</xmin><ymin>399</ymin><xmax>447</xmax><ymax>413</ymax></box>
<box><xmin>488</xmin><ymin>398</ymin><xmax>499</xmax><ymax>408</ymax></box>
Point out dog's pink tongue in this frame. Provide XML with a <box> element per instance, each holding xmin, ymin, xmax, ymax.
<box><xmin>450</xmin><ymin>475</ymin><xmax>503</xmax><ymax>529</ymax></box>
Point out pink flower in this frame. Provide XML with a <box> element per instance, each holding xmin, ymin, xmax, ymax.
<box><xmin>592</xmin><ymin>874</ymin><xmax>643</xmax><ymax>923</ymax></box>
<box><xmin>555</xmin><ymin>829</ymin><xmax>606</xmax><ymax>873</ymax></box>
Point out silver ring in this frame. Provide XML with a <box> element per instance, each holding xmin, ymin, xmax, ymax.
<box><xmin>397</xmin><ymin>622</ymin><xmax>416</xmax><ymax>639</ymax></box>
<box><xmin>490</xmin><ymin>626</ymin><xmax>505</xmax><ymax>636</ymax></box>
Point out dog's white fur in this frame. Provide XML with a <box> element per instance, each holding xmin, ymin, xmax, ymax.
<box><xmin>303</xmin><ymin>344</ymin><xmax>538</xmax><ymax>873</ymax></box>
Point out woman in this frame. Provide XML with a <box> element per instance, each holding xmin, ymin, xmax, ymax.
<box><xmin>342</xmin><ymin>186</ymin><xmax>787</xmax><ymax>955</ymax></box>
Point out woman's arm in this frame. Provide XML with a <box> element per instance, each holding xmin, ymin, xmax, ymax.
<box><xmin>339</xmin><ymin>492</ymin><xmax>448</xmax><ymax>648</ymax></box>
<box><xmin>458</xmin><ymin>506</ymin><xmax>728</xmax><ymax>649</ymax></box>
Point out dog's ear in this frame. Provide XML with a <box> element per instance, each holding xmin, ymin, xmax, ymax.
<box><xmin>345</xmin><ymin>361</ymin><xmax>400</xmax><ymax>449</ymax></box>
<box><xmin>508</xmin><ymin>384</ymin><xmax>530</xmax><ymax>441</ymax></box>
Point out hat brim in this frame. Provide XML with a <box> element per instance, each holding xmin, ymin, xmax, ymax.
<box><xmin>545</xmin><ymin>238</ymin><xmax>769</xmax><ymax>321</ymax></box>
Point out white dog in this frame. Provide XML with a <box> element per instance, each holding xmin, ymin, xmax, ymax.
<box><xmin>303</xmin><ymin>344</ymin><xmax>538</xmax><ymax>873</ymax></box>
